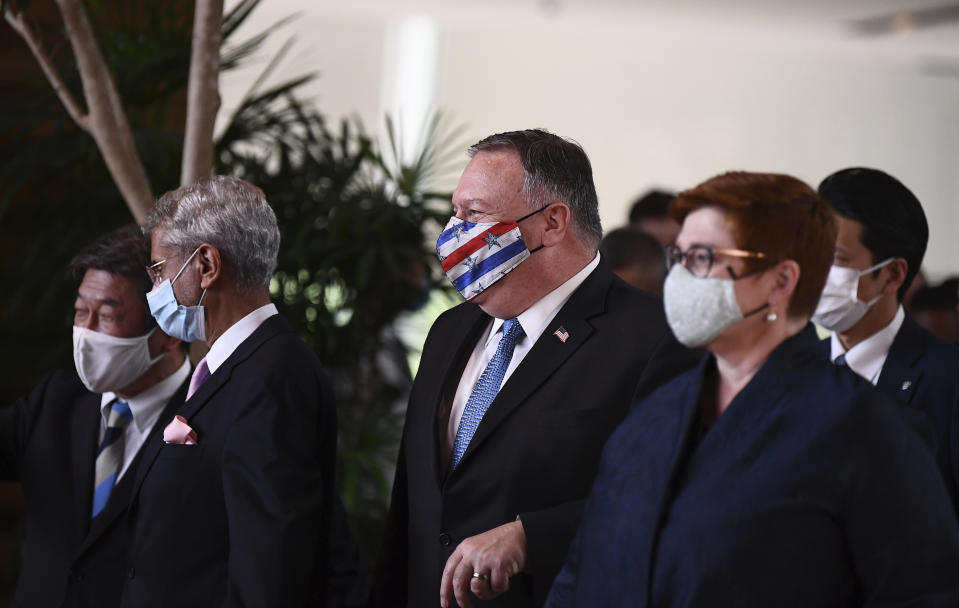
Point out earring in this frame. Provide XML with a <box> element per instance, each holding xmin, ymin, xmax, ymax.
<box><xmin>765</xmin><ymin>311</ymin><xmax>778</xmax><ymax>322</ymax></box>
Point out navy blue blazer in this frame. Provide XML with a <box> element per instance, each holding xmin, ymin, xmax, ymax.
<box><xmin>547</xmin><ymin>326</ymin><xmax>959</xmax><ymax>608</ymax></box>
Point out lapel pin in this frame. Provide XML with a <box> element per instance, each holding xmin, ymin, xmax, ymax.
<box><xmin>901</xmin><ymin>380</ymin><xmax>912</xmax><ymax>391</ymax></box>
<box><xmin>553</xmin><ymin>326</ymin><xmax>570</xmax><ymax>343</ymax></box>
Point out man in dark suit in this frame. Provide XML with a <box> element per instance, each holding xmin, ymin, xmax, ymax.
<box><xmin>371</xmin><ymin>130</ymin><xmax>695</xmax><ymax>608</ymax></box>
<box><xmin>813</xmin><ymin>167</ymin><xmax>959</xmax><ymax>513</ymax></box>
<box><xmin>0</xmin><ymin>226</ymin><xmax>188</xmax><ymax>607</ymax></box>
<box><xmin>122</xmin><ymin>175</ymin><xmax>336</xmax><ymax>607</ymax></box>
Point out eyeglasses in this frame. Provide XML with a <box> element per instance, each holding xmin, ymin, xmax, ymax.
<box><xmin>146</xmin><ymin>259</ymin><xmax>167</xmax><ymax>285</ymax></box>
<box><xmin>665</xmin><ymin>244</ymin><xmax>766</xmax><ymax>279</ymax></box>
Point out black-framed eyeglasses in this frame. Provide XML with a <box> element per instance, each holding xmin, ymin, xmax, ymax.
<box><xmin>665</xmin><ymin>244</ymin><xmax>766</xmax><ymax>279</ymax></box>
<box><xmin>146</xmin><ymin>259</ymin><xmax>167</xmax><ymax>285</ymax></box>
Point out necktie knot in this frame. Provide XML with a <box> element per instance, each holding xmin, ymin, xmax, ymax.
<box><xmin>187</xmin><ymin>357</ymin><xmax>211</xmax><ymax>400</ymax></box>
<box><xmin>500</xmin><ymin>317</ymin><xmax>524</xmax><ymax>349</ymax></box>
<box><xmin>834</xmin><ymin>353</ymin><xmax>847</xmax><ymax>367</ymax></box>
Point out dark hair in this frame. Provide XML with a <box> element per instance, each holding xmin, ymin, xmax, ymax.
<box><xmin>628</xmin><ymin>190</ymin><xmax>676</xmax><ymax>224</ymax></box>
<box><xmin>69</xmin><ymin>225</ymin><xmax>154</xmax><ymax>327</ymax></box>
<box><xmin>600</xmin><ymin>227</ymin><xmax>665</xmax><ymax>276</ymax></box>
<box><xmin>469</xmin><ymin>129</ymin><xmax>602</xmax><ymax>248</ymax></box>
<box><xmin>818</xmin><ymin>167</ymin><xmax>928</xmax><ymax>302</ymax></box>
<box><xmin>910</xmin><ymin>280</ymin><xmax>959</xmax><ymax>313</ymax></box>
<box><xmin>672</xmin><ymin>172</ymin><xmax>837</xmax><ymax>319</ymax></box>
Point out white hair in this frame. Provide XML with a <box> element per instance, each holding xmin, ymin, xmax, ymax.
<box><xmin>144</xmin><ymin>176</ymin><xmax>280</xmax><ymax>291</ymax></box>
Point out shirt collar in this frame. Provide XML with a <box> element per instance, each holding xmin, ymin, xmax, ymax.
<box><xmin>487</xmin><ymin>253</ymin><xmax>600</xmax><ymax>347</ymax></box>
<box><xmin>830</xmin><ymin>305</ymin><xmax>905</xmax><ymax>383</ymax></box>
<box><xmin>206</xmin><ymin>303</ymin><xmax>278</xmax><ymax>374</ymax></box>
<box><xmin>100</xmin><ymin>357</ymin><xmax>191</xmax><ymax>433</ymax></box>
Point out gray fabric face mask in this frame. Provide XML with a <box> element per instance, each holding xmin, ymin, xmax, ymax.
<box><xmin>663</xmin><ymin>264</ymin><xmax>745</xmax><ymax>348</ymax></box>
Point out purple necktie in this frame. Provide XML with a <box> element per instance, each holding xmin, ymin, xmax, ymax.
<box><xmin>186</xmin><ymin>357</ymin><xmax>210</xmax><ymax>400</ymax></box>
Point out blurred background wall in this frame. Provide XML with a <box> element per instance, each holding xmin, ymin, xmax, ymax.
<box><xmin>222</xmin><ymin>0</ymin><xmax>959</xmax><ymax>278</ymax></box>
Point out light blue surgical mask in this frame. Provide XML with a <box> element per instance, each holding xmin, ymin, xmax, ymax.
<box><xmin>146</xmin><ymin>247</ymin><xmax>207</xmax><ymax>343</ymax></box>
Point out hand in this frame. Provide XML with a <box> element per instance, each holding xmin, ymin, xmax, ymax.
<box><xmin>440</xmin><ymin>519</ymin><xmax>528</xmax><ymax>608</ymax></box>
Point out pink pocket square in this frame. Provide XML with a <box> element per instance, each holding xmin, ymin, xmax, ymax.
<box><xmin>163</xmin><ymin>415</ymin><xmax>198</xmax><ymax>445</ymax></box>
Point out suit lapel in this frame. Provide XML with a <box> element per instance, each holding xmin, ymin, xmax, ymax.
<box><xmin>450</xmin><ymin>263</ymin><xmax>613</xmax><ymax>474</ymax></box>
<box><xmin>70</xmin><ymin>392</ymin><xmax>102</xmax><ymax>548</ymax></box>
<box><xmin>76</xmin><ymin>376</ymin><xmax>190</xmax><ymax>557</ymax></box>
<box><xmin>876</xmin><ymin>315</ymin><xmax>924</xmax><ymax>406</ymax></box>
<box><xmin>638</xmin><ymin>361</ymin><xmax>705</xmax><ymax>606</ymax></box>
<box><xmin>131</xmin><ymin>315</ymin><xmax>289</xmax><ymax>501</ymax></box>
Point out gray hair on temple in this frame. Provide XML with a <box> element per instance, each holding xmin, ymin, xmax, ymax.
<box><xmin>143</xmin><ymin>175</ymin><xmax>281</xmax><ymax>291</ymax></box>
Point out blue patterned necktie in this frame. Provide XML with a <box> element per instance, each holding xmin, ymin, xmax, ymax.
<box><xmin>92</xmin><ymin>399</ymin><xmax>133</xmax><ymax>518</ymax></box>
<box><xmin>834</xmin><ymin>353</ymin><xmax>847</xmax><ymax>367</ymax></box>
<box><xmin>451</xmin><ymin>318</ymin><xmax>525</xmax><ymax>469</ymax></box>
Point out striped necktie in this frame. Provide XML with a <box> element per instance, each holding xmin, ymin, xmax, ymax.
<box><xmin>92</xmin><ymin>399</ymin><xmax>133</xmax><ymax>518</ymax></box>
<box><xmin>451</xmin><ymin>318</ymin><xmax>525</xmax><ymax>470</ymax></box>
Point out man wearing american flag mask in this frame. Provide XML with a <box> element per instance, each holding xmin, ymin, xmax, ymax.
<box><xmin>371</xmin><ymin>129</ymin><xmax>696</xmax><ymax>608</ymax></box>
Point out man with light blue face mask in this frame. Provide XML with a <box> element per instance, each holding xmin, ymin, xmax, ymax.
<box><xmin>0</xmin><ymin>226</ymin><xmax>189</xmax><ymax>608</ymax></box>
<box><xmin>814</xmin><ymin>167</ymin><xmax>959</xmax><ymax>517</ymax></box>
<box><xmin>126</xmin><ymin>175</ymin><xmax>337</xmax><ymax>608</ymax></box>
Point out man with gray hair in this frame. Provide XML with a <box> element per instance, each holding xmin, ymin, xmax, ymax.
<box><xmin>120</xmin><ymin>175</ymin><xmax>336</xmax><ymax>607</ymax></box>
<box><xmin>371</xmin><ymin>130</ymin><xmax>694</xmax><ymax>608</ymax></box>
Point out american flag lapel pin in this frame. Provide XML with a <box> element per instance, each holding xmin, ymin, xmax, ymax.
<box><xmin>553</xmin><ymin>326</ymin><xmax>570</xmax><ymax>343</ymax></box>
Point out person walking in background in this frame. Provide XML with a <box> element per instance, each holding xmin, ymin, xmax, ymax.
<box><xmin>813</xmin><ymin>167</ymin><xmax>959</xmax><ymax>514</ymax></box>
<box><xmin>122</xmin><ymin>176</ymin><xmax>337</xmax><ymax>607</ymax></box>
<box><xmin>0</xmin><ymin>226</ymin><xmax>188</xmax><ymax>608</ymax></box>
<box><xmin>371</xmin><ymin>129</ymin><xmax>695</xmax><ymax>608</ymax></box>
<box><xmin>547</xmin><ymin>171</ymin><xmax>959</xmax><ymax>607</ymax></box>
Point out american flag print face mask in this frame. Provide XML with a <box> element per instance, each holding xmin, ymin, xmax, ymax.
<box><xmin>436</xmin><ymin>206</ymin><xmax>547</xmax><ymax>300</ymax></box>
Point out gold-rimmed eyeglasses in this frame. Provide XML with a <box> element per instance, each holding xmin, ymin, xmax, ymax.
<box><xmin>146</xmin><ymin>259</ymin><xmax>167</xmax><ymax>285</ymax></box>
<box><xmin>665</xmin><ymin>244</ymin><xmax>766</xmax><ymax>279</ymax></box>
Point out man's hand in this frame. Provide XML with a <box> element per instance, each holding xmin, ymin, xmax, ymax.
<box><xmin>439</xmin><ymin>519</ymin><xmax>528</xmax><ymax>608</ymax></box>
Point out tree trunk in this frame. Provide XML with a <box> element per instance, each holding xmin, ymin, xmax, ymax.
<box><xmin>55</xmin><ymin>0</ymin><xmax>154</xmax><ymax>222</ymax></box>
<box><xmin>181</xmin><ymin>0</ymin><xmax>224</xmax><ymax>187</ymax></box>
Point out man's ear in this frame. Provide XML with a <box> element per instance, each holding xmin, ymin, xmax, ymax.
<box><xmin>540</xmin><ymin>203</ymin><xmax>571</xmax><ymax>248</ymax></box>
<box><xmin>881</xmin><ymin>258</ymin><xmax>908</xmax><ymax>297</ymax></box>
<box><xmin>196</xmin><ymin>244</ymin><xmax>221</xmax><ymax>290</ymax></box>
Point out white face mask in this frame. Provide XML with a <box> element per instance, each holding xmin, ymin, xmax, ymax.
<box><xmin>663</xmin><ymin>265</ymin><xmax>746</xmax><ymax>348</ymax></box>
<box><xmin>73</xmin><ymin>326</ymin><xmax>163</xmax><ymax>393</ymax></box>
<box><xmin>811</xmin><ymin>258</ymin><xmax>893</xmax><ymax>333</ymax></box>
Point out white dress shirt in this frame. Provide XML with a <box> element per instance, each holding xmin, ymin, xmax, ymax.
<box><xmin>830</xmin><ymin>305</ymin><xmax>905</xmax><ymax>385</ymax></box>
<box><xmin>205</xmin><ymin>303</ymin><xmax>278</xmax><ymax>374</ymax></box>
<box><xmin>446</xmin><ymin>254</ymin><xmax>601</xmax><ymax>448</ymax></box>
<box><xmin>100</xmin><ymin>357</ymin><xmax>191</xmax><ymax>480</ymax></box>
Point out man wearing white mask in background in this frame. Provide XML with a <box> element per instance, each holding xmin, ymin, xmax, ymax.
<box><xmin>0</xmin><ymin>226</ymin><xmax>188</xmax><ymax>608</ymax></box>
<box><xmin>813</xmin><ymin>167</ymin><xmax>959</xmax><ymax>517</ymax></box>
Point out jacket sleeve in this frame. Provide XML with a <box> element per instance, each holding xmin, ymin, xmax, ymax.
<box><xmin>220</xmin><ymin>370</ymin><xmax>335</xmax><ymax>608</ymax></box>
<box><xmin>0</xmin><ymin>371</ymin><xmax>68</xmax><ymax>481</ymax></box>
<box><xmin>368</xmin><ymin>435</ymin><xmax>410</xmax><ymax>608</ymax></box>
<box><xmin>842</xmin><ymin>392</ymin><xmax>959</xmax><ymax>602</ymax></box>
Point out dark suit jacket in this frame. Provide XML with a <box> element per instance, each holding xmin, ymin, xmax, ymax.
<box><xmin>119</xmin><ymin>314</ymin><xmax>337</xmax><ymax>608</ymax></box>
<box><xmin>819</xmin><ymin>314</ymin><xmax>959</xmax><ymax>514</ymax></box>
<box><xmin>876</xmin><ymin>315</ymin><xmax>959</xmax><ymax>513</ymax></box>
<box><xmin>547</xmin><ymin>326</ymin><xmax>959</xmax><ymax>607</ymax></box>
<box><xmin>0</xmin><ymin>369</ymin><xmax>187</xmax><ymax>608</ymax></box>
<box><xmin>371</xmin><ymin>262</ymin><xmax>697</xmax><ymax>607</ymax></box>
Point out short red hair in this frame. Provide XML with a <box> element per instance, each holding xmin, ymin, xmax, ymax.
<box><xmin>671</xmin><ymin>171</ymin><xmax>837</xmax><ymax>319</ymax></box>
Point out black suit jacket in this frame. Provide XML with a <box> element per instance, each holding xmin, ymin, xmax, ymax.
<box><xmin>371</xmin><ymin>262</ymin><xmax>697</xmax><ymax>607</ymax></box>
<box><xmin>875</xmin><ymin>315</ymin><xmax>959</xmax><ymax>512</ymax></box>
<box><xmin>0</xmin><ymin>369</ymin><xmax>187</xmax><ymax>608</ymax></box>
<box><xmin>119</xmin><ymin>314</ymin><xmax>337</xmax><ymax>608</ymax></box>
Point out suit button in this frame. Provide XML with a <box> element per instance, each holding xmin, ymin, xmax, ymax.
<box><xmin>69</xmin><ymin>569</ymin><xmax>83</xmax><ymax>583</ymax></box>
<box><xmin>439</xmin><ymin>532</ymin><xmax>451</xmax><ymax>547</ymax></box>
<box><xmin>127</xmin><ymin>566</ymin><xmax>136</xmax><ymax>579</ymax></box>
